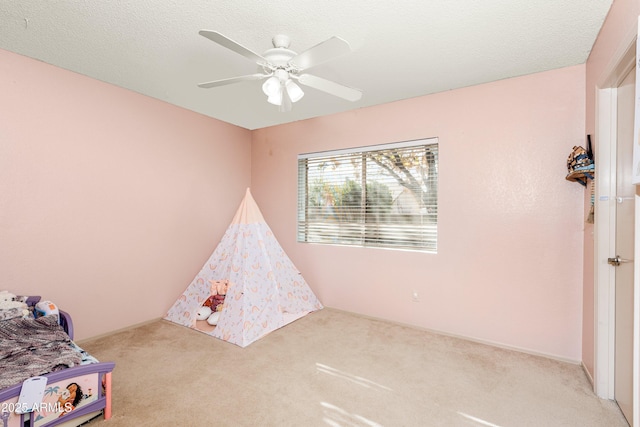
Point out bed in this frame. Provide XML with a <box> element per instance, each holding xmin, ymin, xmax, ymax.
<box><xmin>0</xmin><ymin>296</ymin><xmax>115</xmax><ymax>427</ymax></box>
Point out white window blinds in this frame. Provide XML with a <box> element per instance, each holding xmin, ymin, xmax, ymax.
<box><xmin>297</xmin><ymin>138</ymin><xmax>438</xmax><ymax>252</ymax></box>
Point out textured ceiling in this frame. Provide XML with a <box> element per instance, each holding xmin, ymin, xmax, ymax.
<box><xmin>0</xmin><ymin>1</ymin><xmax>612</xmax><ymax>130</ymax></box>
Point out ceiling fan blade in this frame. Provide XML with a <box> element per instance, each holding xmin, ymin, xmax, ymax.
<box><xmin>198</xmin><ymin>73</ymin><xmax>267</xmax><ymax>89</ymax></box>
<box><xmin>290</xmin><ymin>37</ymin><xmax>352</xmax><ymax>70</ymax></box>
<box><xmin>199</xmin><ymin>30</ymin><xmax>267</xmax><ymax>64</ymax></box>
<box><xmin>297</xmin><ymin>74</ymin><xmax>362</xmax><ymax>102</ymax></box>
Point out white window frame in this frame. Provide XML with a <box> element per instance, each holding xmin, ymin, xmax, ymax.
<box><xmin>297</xmin><ymin>137</ymin><xmax>438</xmax><ymax>252</ymax></box>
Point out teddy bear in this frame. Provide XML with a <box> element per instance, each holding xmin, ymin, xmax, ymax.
<box><xmin>209</xmin><ymin>280</ymin><xmax>229</xmax><ymax>296</ymax></box>
<box><xmin>205</xmin><ymin>280</ymin><xmax>229</xmax><ymax>312</ymax></box>
<box><xmin>0</xmin><ymin>290</ymin><xmax>17</xmax><ymax>302</ymax></box>
<box><xmin>0</xmin><ymin>291</ymin><xmax>24</xmax><ymax>308</ymax></box>
<box><xmin>195</xmin><ymin>280</ymin><xmax>231</xmax><ymax>326</ymax></box>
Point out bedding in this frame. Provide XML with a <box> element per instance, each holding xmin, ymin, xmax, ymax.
<box><xmin>0</xmin><ymin>316</ymin><xmax>84</xmax><ymax>389</ymax></box>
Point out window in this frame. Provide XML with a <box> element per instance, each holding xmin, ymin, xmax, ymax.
<box><xmin>297</xmin><ymin>138</ymin><xmax>438</xmax><ymax>252</ymax></box>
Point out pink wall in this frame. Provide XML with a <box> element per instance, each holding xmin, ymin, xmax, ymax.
<box><xmin>0</xmin><ymin>49</ymin><xmax>252</xmax><ymax>340</ymax></box>
<box><xmin>0</xmin><ymin>43</ymin><xmax>592</xmax><ymax>362</ymax></box>
<box><xmin>252</xmin><ymin>65</ymin><xmax>586</xmax><ymax>361</ymax></box>
<box><xmin>583</xmin><ymin>0</ymin><xmax>640</xmax><ymax>379</ymax></box>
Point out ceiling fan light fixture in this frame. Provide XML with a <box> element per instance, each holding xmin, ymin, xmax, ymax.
<box><xmin>262</xmin><ymin>76</ymin><xmax>280</xmax><ymax>97</ymax></box>
<box><xmin>285</xmin><ymin>80</ymin><xmax>304</xmax><ymax>103</ymax></box>
<box><xmin>267</xmin><ymin>90</ymin><xmax>283</xmax><ymax>106</ymax></box>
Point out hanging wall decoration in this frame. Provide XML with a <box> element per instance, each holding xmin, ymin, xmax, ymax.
<box><xmin>566</xmin><ymin>144</ymin><xmax>595</xmax><ymax>186</ymax></box>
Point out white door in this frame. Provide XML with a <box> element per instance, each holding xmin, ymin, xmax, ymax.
<box><xmin>613</xmin><ymin>66</ymin><xmax>635</xmax><ymax>426</ymax></box>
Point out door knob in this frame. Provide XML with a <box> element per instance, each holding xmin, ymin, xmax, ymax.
<box><xmin>607</xmin><ymin>255</ymin><xmax>633</xmax><ymax>266</ymax></box>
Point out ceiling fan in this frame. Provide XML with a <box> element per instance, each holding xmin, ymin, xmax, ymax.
<box><xmin>197</xmin><ymin>31</ymin><xmax>363</xmax><ymax>112</ymax></box>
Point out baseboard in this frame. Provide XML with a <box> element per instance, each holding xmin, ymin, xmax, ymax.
<box><xmin>581</xmin><ymin>361</ymin><xmax>595</xmax><ymax>388</ymax></box>
<box><xmin>76</xmin><ymin>317</ymin><xmax>163</xmax><ymax>345</ymax></box>
<box><xmin>324</xmin><ymin>307</ymin><xmax>582</xmax><ymax>365</ymax></box>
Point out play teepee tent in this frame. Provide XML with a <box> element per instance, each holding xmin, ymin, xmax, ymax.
<box><xmin>164</xmin><ymin>188</ymin><xmax>323</xmax><ymax>347</ymax></box>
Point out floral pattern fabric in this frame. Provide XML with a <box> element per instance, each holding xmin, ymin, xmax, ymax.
<box><xmin>164</xmin><ymin>190</ymin><xmax>322</xmax><ymax>347</ymax></box>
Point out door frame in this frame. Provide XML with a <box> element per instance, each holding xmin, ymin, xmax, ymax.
<box><xmin>593</xmin><ymin>23</ymin><xmax>638</xmax><ymax>423</ymax></box>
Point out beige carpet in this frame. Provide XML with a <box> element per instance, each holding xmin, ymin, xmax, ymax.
<box><xmin>79</xmin><ymin>308</ymin><xmax>627</xmax><ymax>427</ymax></box>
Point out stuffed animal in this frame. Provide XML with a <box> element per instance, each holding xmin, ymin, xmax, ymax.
<box><xmin>196</xmin><ymin>280</ymin><xmax>231</xmax><ymax>326</ymax></box>
<box><xmin>0</xmin><ymin>290</ymin><xmax>17</xmax><ymax>303</ymax></box>
<box><xmin>206</xmin><ymin>311</ymin><xmax>221</xmax><ymax>326</ymax></box>
<box><xmin>206</xmin><ymin>280</ymin><xmax>229</xmax><ymax>312</ymax></box>
<box><xmin>0</xmin><ymin>291</ymin><xmax>24</xmax><ymax>309</ymax></box>
<box><xmin>196</xmin><ymin>304</ymin><xmax>221</xmax><ymax>325</ymax></box>
<box><xmin>208</xmin><ymin>280</ymin><xmax>229</xmax><ymax>296</ymax></box>
<box><xmin>196</xmin><ymin>306</ymin><xmax>212</xmax><ymax>321</ymax></box>
<box><xmin>0</xmin><ymin>291</ymin><xmax>30</xmax><ymax>319</ymax></box>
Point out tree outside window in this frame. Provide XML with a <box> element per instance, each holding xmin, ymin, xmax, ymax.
<box><xmin>298</xmin><ymin>138</ymin><xmax>438</xmax><ymax>252</ymax></box>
